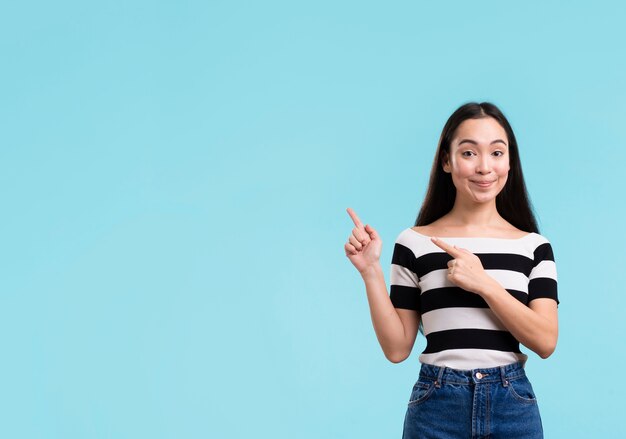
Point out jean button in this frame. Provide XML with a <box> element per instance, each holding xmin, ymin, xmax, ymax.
<box><xmin>475</xmin><ymin>372</ymin><xmax>483</xmax><ymax>380</ymax></box>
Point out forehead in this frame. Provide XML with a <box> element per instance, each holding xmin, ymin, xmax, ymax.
<box><xmin>452</xmin><ymin>117</ymin><xmax>508</xmax><ymax>146</ymax></box>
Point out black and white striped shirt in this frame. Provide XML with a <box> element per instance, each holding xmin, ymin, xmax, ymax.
<box><xmin>389</xmin><ymin>227</ymin><xmax>559</xmax><ymax>369</ymax></box>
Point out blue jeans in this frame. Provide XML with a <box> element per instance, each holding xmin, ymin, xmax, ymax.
<box><xmin>402</xmin><ymin>361</ymin><xmax>543</xmax><ymax>439</ymax></box>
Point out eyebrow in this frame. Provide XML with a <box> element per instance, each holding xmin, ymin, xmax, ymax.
<box><xmin>457</xmin><ymin>139</ymin><xmax>508</xmax><ymax>147</ymax></box>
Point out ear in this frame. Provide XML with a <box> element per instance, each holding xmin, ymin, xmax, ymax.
<box><xmin>442</xmin><ymin>151</ymin><xmax>451</xmax><ymax>173</ymax></box>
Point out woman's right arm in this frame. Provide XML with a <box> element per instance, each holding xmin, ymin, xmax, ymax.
<box><xmin>345</xmin><ymin>208</ymin><xmax>420</xmax><ymax>363</ymax></box>
<box><xmin>360</xmin><ymin>263</ymin><xmax>421</xmax><ymax>363</ymax></box>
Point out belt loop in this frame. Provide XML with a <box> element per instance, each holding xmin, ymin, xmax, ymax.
<box><xmin>500</xmin><ymin>366</ymin><xmax>509</xmax><ymax>387</ymax></box>
<box><xmin>435</xmin><ymin>366</ymin><xmax>445</xmax><ymax>388</ymax></box>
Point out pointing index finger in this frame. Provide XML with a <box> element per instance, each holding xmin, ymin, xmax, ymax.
<box><xmin>431</xmin><ymin>237</ymin><xmax>462</xmax><ymax>257</ymax></box>
<box><xmin>346</xmin><ymin>207</ymin><xmax>364</xmax><ymax>228</ymax></box>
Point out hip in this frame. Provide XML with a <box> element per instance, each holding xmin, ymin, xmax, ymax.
<box><xmin>402</xmin><ymin>361</ymin><xmax>543</xmax><ymax>438</ymax></box>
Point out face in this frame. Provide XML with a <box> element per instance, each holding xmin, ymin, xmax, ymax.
<box><xmin>442</xmin><ymin>117</ymin><xmax>510</xmax><ymax>204</ymax></box>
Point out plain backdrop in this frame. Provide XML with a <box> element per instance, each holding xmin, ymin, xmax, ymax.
<box><xmin>2</xmin><ymin>1</ymin><xmax>625</xmax><ymax>438</ymax></box>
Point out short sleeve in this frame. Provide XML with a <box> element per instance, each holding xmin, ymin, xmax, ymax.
<box><xmin>389</xmin><ymin>240</ymin><xmax>421</xmax><ymax>311</ymax></box>
<box><xmin>527</xmin><ymin>241</ymin><xmax>559</xmax><ymax>305</ymax></box>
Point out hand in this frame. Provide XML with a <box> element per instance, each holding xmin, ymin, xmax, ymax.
<box><xmin>430</xmin><ymin>236</ymin><xmax>496</xmax><ymax>296</ymax></box>
<box><xmin>344</xmin><ymin>207</ymin><xmax>382</xmax><ymax>275</ymax></box>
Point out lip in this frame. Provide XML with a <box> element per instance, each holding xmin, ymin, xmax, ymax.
<box><xmin>471</xmin><ymin>180</ymin><xmax>496</xmax><ymax>187</ymax></box>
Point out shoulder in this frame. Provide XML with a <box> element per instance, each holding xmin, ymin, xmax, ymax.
<box><xmin>393</xmin><ymin>227</ymin><xmax>430</xmax><ymax>256</ymax></box>
<box><xmin>411</xmin><ymin>225</ymin><xmax>429</xmax><ymax>234</ymax></box>
<box><xmin>411</xmin><ymin>220</ymin><xmax>449</xmax><ymax>237</ymax></box>
<box><xmin>394</xmin><ymin>227</ymin><xmax>419</xmax><ymax>245</ymax></box>
<box><xmin>528</xmin><ymin>232</ymin><xmax>553</xmax><ymax>247</ymax></box>
<box><xmin>524</xmin><ymin>233</ymin><xmax>557</xmax><ymax>266</ymax></box>
<box><xmin>532</xmin><ymin>233</ymin><xmax>553</xmax><ymax>254</ymax></box>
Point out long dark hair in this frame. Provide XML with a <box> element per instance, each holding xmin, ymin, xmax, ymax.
<box><xmin>414</xmin><ymin>101</ymin><xmax>539</xmax><ymax>233</ymax></box>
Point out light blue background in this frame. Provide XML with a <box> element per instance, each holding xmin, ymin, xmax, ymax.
<box><xmin>2</xmin><ymin>1</ymin><xmax>624</xmax><ymax>437</ymax></box>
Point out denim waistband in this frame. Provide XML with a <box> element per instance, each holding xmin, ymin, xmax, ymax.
<box><xmin>418</xmin><ymin>361</ymin><xmax>526</xmax><ymax>386</ymax></box>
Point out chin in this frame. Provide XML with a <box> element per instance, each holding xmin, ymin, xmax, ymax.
<box><xmin>471</xmin><ymin>196</ymin><xmax>497</xmax><ymax>204</ymax></box>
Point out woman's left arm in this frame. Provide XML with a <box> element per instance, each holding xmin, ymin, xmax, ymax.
<box><xmin>479</xmin><ymin>284</ymin><xmax>557</xmax><ymax>358</ymax></box>
<box><xmin>431</xmin><ymin>237</ymin><xmax>558</xmax><ymax>359</ymax></box>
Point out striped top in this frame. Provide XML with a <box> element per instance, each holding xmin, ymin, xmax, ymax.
<box><xmin>389</xmin><ymin>227</ymin><xmax>559</xmax><ymax>369</ymax></box>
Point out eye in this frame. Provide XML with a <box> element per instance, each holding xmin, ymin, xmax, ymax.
<box><xmin>462</xmin><ymin>151</ymin><xmax>475</xmax><ymax>157</ymax></box>
<box><xmin>493</xmin><ymin>151</ymin><xmax>504</xmax><ymax>157</ymax></box>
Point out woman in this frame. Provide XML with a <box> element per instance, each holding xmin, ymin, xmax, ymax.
<box><xmin>344</xmin><ymin>102</ymin><xmax>558</xmax><ymax>438</ymax></box>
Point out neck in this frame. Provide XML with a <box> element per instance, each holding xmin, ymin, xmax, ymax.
<box><xmin>444</xmin><ymin>197</ymin><xmax>502</xmax><ymax>230</ymax></box>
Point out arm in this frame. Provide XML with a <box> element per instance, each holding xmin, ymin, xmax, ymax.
<box><xmin>344</xmin><ymin>209</ymin><xmax>420</xmax><ymax>363</ymax></box>
<box><xmin>478</xmin><ymin>283</ymin><xmax>558</xmax><ymax>358</ymax></box>
<box><xmin>361</xmin><ymin>263</ymin><xmax>421</xmax><ymax>363</ymax></box>
<box><xmin>430</xmin><ymin>236</ymin><xmax>559</xmax><ymax>359</ymax></box>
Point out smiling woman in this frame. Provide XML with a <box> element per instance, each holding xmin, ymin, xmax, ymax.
<box><xmin>344</xmin><ymin>102</ymin><xmax>558</xmax><ymax>439</ymax></box>
<box><xmin>442</xmin><ymin>117</ymin><xmax>512</xmax><ymax>206</ymax></box>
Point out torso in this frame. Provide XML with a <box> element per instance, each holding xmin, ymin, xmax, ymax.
<box><xmin>390</xmin><ymin>225</ymin><xmax>557</xmax><ymax>369</ymax></box>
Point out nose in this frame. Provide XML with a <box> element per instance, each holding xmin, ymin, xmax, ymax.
<box><xmin>476</xmin><ymin>155</ymin><xmax>492</xmax><ymax>174</ymax></box>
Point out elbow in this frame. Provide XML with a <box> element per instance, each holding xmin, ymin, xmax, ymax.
<box><xmin>385</xmin><ymin>350</ymin><xmax>409</xmax><ymax>364</ymax></box>
<box><xmin>537</xmin><ymin>340</ymin><xmax>557</xmax><ymax>359</ymax></box>
<box><xmin>538</xmin><ymin>349</ymin><xmax>553</xmax><ymax>359</ymax></box>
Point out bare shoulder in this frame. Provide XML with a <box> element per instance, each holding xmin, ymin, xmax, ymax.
<box><xmin>411</xmin><ymin>218</ymin><xmax>448</xmax><ymax>236</ymax></box>
<box><xmin>501</xmin><ymin>228</ymin><xmax>532</xmax><ymax>239</ymax></box>
<box><xmin>493</xmin><ymin>222</ymin><xmax>532</xmax><ymax>239</ymax></box>
<box><xmin>411</xmin><ymin>218</ymin><xmax>462</xmax><ymax>237</ymax></box>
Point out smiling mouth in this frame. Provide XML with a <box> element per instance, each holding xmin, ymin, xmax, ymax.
<box><xmin>471</xmin><ymin>180</ymin><xmax>495</xmax><ymax>187</ymax></box>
